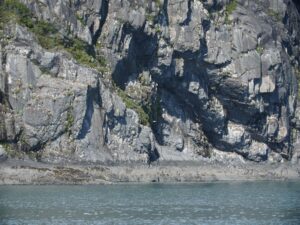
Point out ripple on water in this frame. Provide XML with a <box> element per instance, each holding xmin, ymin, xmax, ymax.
<box><xmin>0</xmin><ymin>182</ymin><xmax>300</xmax><ymax>225</ymax></box>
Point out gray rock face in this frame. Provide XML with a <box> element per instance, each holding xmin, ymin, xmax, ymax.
<box><xmin>0</xmin><ymin>145</ymin><xmax>7</xmax><ymax>161</ymax></box>
<box><xmin>0</xmin><ymin>0</ymin><xmax>300</xmax><ymax>164</ymax></box>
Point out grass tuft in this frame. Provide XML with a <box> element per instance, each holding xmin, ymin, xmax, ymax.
<box><xmin>224</xmin><ymin>0</ymin><xmax>237</xmax><ymax>24</ymax></box>
<box><xmin>115</xmin><ymin>87</ymin><xmax>150</xmax><ymax>126</ymax></box>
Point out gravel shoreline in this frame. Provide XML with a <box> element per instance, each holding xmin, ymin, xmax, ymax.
<box><xmin>0</xmin><ymin>159</ymin><xmax>300</xmax><ymax>185</ymax></box>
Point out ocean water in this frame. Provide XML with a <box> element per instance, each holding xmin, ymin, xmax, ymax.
<box><xmin>0</xmin><ymin>182</ymin><xmax>300</xmax><ymax>225</ymax></box>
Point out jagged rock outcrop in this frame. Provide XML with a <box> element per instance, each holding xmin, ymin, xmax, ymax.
<box><xmin>0</xmin><ymin>0</ymin><xmax>300</xmax><ymax>164</ymax></box>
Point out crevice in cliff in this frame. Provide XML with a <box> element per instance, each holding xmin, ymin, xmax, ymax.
<box><xmin>201</xmin><ymin>0</ymin><xmax>225</xmax><ymax>13</ymax></box>
<box><xmin>179</xmin><ymin>0</ymin><xmax>192</xmax><ymax>26</ymax></box>
<box><xmin>149</xmin><ymin>146</ymin><xmax>160</xmax><ymax>163</ymax></box>
<box><xmin>201</xmin><ymin>60</ymin><xmax>232</xmax><ymax>72</ymax></box>
<box><xmin>111</xmin><ymin>25</ymin><xmax>158</xmax><ymax>89</ymax></box>
<box><xmin>1</xmin><ymin>51</ymin><xmax>9</xmax><ymax>105</ymax></box>
<box><xmin>292</xmin><ymin>0</ymin><xmax>300</xmax><ymax>13</ymax></box>
<box><xmin>77</xmin><ymin>80</ymin><xmax>102</xmax><ymax>140</ymax></box>
<box><xmin>0</xmin><ymin>108</ymin><xmax>7</xmax><ymax>141</ymax></box>
<box><xmin>199</xmin><ymin>19</ymin><xmax>210</xmax><ymax>60</ymax></box>
<box><xmin>91</xmin><ymin>0</ymin><xmax>109</xmax><ymax>45</ymax></box>
<box><xmin>0</xmin><ymin>90</ymin><xmax>4</xmax><ymax>105</ymax></box>
<box><xmin>162</xmin><ymin>0</ymin><xmax>169</xmax><ymax>26</ymax></box>
<box><xmin>77</xmin><ymin>87</ymin><xmax>94</xmax><ymax>140</ymax></box>
<box><xmin>153</xmin><ymin>85</ymin><xmax>212</xmax><ymax>156</ymax></box>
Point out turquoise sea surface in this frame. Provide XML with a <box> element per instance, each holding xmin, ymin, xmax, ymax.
<box><xmin>0</xmin><ymin>181</ymin><xmax>300</xmax><ymax>224</ymax></box>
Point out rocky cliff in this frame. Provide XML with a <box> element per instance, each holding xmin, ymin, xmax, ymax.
<box><xmin>0</xmin><ymin>0</ymin><xmax>300</xmax><ymax>165</ymax></box>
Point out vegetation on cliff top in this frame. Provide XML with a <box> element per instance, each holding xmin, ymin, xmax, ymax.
<box><xmin>0</xmin><ymin>0</ymin><xmax>107</xmax><ymax>73</ymax></box>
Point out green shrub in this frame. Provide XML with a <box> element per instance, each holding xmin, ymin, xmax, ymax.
<box><xmin>268</xmin><ymin>9</ymin><xmax>281</xmax><ymax>22</ymax></box>
<box><xmin>65</xmin><ymin>107</ymin><xmax>74</xmax><ymax>136</ymax></box>
<box><xmin>27</xmin><ymin>150</ymin><xmax>42</xmax><ymax>161</ymax></box>
<box><xmin>33</xmin><ymin>20</ymin><xmax>58</xmax><ymax>36</ymax></box>
<box><xmin>0</xmin><ymin>0</ymin><xmax>32</xmax><ymax>27</ymax></box>
<box><xmin>116</xmin><ymin>87</ymin><xmax>150</xmax><ymax>126</ymax></box>
<box><xmin>146</xmin><ymin>13</ymin><xmax>155</xmax><ymax>22</ymax></box>
<box><xmin>155</xmin><ymin>26</ymin><xmax>162</xmax><ymax>34</ymax></box>
<box><xmin>76</xmin><ymin>12</ymin><xmax>85</xmax><ymax>25</ymax></box>
<box><xmin>294</xmin><ymin>67</ymin><xmax>300</xmax><ymax>99</ymax></box>
<box><xmin>1</xmin><ymin>143</ymin><xmax>24</xmax><ymax>158</ymax></box>
<box><xmin>1</xmin><ymin>0</ymin><xmax>31</xmax><ymax>17</ymax></box>
<box><xmin>114</xmin><ymin>83</ymin><xmax>163</xmax><ymax>127</ymax></box>
<box><xmin>154</xmin><ymin>0</ymin><xmax>163</xmax><ymax>8</ymax></box>
<box><xmin>225</xmin><ymin>0</ymin><xmax>237</xmax><ymax>24</ymax></box>
<box><xmin>256</xmin><ymin>45</ymin><xmax>264</xmax><ymax>55</ymax></box>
